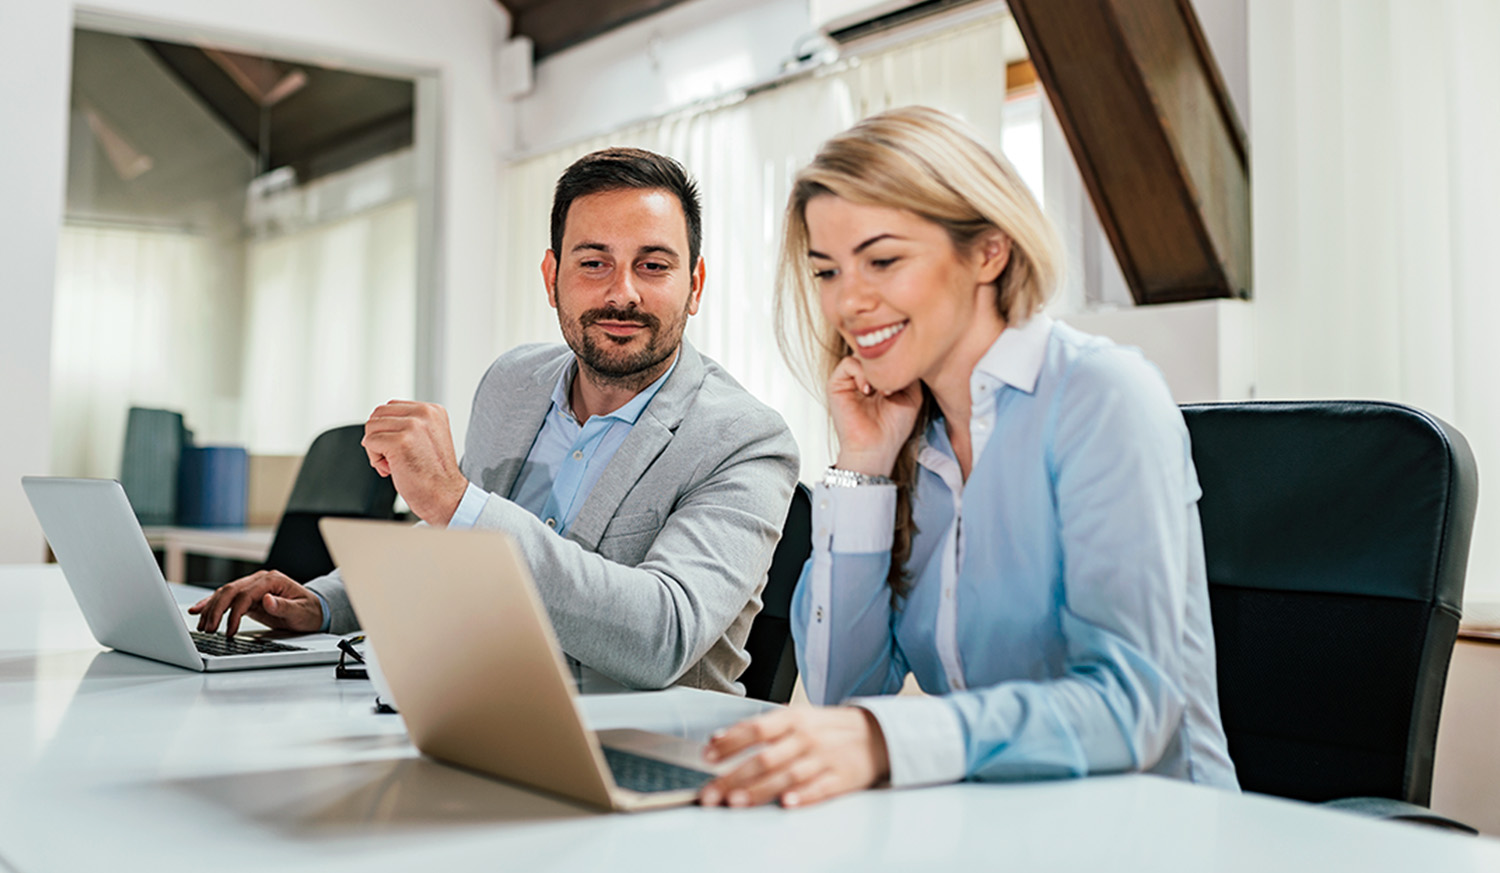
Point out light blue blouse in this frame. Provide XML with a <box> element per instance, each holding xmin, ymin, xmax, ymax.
<box><xmin>793</xmin><ymin>315</ymin><xmax>1238</xmax><ymax>789</ymax></box>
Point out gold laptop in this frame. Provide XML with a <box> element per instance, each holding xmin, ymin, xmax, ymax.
<box><xmin>319</xmin><ymin>518</ymin><xmax>724</xmax><ymax>812</ymax></box>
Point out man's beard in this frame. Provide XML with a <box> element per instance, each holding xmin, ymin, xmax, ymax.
<box><xmin>569</xmin><ymin>305</ymin><xmax>682</xmax><ymax>380</ymax></box>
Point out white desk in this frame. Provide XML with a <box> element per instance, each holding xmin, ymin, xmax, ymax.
<box><xmin>140</xmin><ymin>527</ymin><xmax>276</xmax><ymax>583</ymax></box>
<box><xmin>2</xmin><ymin>565</ymin><xmax>1497</xmax><ymax>873</ymax></box>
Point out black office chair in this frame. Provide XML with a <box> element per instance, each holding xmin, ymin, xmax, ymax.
<box><xmin>740</xmin><ymin>483</ymin><xmax>812</xmax><ymax>703</ymax></box>
<box><xmin>260</xmin><ymin>424</ymin><xmax>398</xmax><ymax>584</ymax></box>
<box><xmin>1183</xmin><ymin>401</ymin><xmax>1478</xmax><ymax>831</ymax></box>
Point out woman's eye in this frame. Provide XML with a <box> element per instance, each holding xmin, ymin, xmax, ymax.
<box><xmin>870</xmin><ymin>257</ymin><xmax>900</xmax><ymax>270</ymax></box>
<box><xmin>812</xmin><ymin>267</ymin><xmax>838</xmax><ymax>281</ymax></box>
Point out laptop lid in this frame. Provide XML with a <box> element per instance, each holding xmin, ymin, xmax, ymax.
<box><xmin>22</xmin><ymin>476</ymin><xmax>341</xmax><ymax>672</ymax></box>
<box><xmin>24</xmin><ymin>477</ymin><xmax>208</xmax><ymax>671</ymax></box>
<box><xmin>320</xmin><ymin>518</ymin><xmax>629</xmax><ymax>809</ymax></box>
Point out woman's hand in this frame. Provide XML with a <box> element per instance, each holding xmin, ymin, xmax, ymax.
<box><xmin>697</xmin><ymin>706</ymin><xmax>890</xmax><ymax>809</ymax></box>
<box><xmin>828</xmin><ymin>356</ymin><xmax>923</xmax><ymax>477</ymax></box>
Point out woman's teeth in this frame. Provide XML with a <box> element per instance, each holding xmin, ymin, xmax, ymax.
<box><xmin>855</xmin><ymin>322</ymin><xmax>907</xmax><ymax>348</ymax></box>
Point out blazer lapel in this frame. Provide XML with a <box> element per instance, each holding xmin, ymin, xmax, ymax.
<box><xmin>565</xmin><ymin>341</ymin><xmax>706</xmax><ymax>550</ymax></box>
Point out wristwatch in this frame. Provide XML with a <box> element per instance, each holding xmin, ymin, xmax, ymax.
<box><xmin>822</xmin><ymin>466</ymin><xmax>894</xmax><ymax>488</ymax></box>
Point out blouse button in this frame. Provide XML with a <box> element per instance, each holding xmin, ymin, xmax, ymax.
<box><xmin>815</xmin><ymin>606</ymin><xmax>824</xmax><ymax>622</ymax></box>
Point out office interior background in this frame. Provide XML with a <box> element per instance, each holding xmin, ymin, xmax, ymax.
<box><xmin>2</xmin><ymin>0</ymin><xmax>1498</xmax><ymax>829</ymax></box>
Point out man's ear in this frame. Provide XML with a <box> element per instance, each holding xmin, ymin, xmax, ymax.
<box><xmin>542</xmin><ymin>250</ymin><xmax>560</xmax><ymax>309</ymax></box>
<box><xmin>687</xmin><ymin>256</ymin><xmax>706</xmax><ymax>316</ymax></box>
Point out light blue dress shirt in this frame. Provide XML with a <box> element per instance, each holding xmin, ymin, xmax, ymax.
<box><xmin>447</xmin><ymin>354</ymin><xmax>676</xmax><ymax>532</ymax></box>
<box><xmin>793</xmin><ymin>315</ymin><xmax>1239</xmax><ymax>790</ymax></box>
<box><xmin>313</xmin><ymin>354</ymin><xmax>675</xmax><ymax>633</ymax></box>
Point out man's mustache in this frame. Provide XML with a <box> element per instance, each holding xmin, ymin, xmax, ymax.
<box><xmin>581</xmin><ymin>308</ymin><xmax>660</xmax><ymax>330</ymax></box>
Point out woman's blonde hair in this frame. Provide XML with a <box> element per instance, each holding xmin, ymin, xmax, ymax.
<box><xmin>775</xmin><ymin>106</ymin><xmax>1063</xmax><ymax>600</ymax></box>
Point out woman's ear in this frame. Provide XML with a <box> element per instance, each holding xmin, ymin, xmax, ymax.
<box><xmin>976</xmin><ymin>231</ymin><xmax>1012</xmax><ymax>285</ymax></box>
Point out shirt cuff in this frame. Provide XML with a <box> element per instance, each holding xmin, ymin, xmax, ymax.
<box><xmin>812</xmin><ymin>482</ymin><xmax>896</xmax><ymax>554</ymax></box>
<box><xmin>447</xmin><ymin>482</ymin><xmax>490</xmax><ymax>530</ymax></box>
<box><xmin>851</xmin><ymin>695</ymin><xmax>968</xmax><ymax>788</ymax></box>
<box><xmin>312</xmin><ymin>590</ymin><xmax>332</xmax><ymax>634</ymax></box>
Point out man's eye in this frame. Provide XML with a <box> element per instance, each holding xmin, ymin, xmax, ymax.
<box><xmin>580</xmin><ymin>260</ymin><xmax>607</xmax><ymax>269</ymax></box>
<box><xmin>639</xmin><ymin>262</ymin><xmax>670</xmax><ymax>272</ymax></box>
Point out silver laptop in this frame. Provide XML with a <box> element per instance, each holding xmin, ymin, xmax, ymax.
<box><xmin>319</xmin><ymin>517</ymin><xmax>727</xmax><ymax>812</ymax></box>
<box><xmin>23</xmin><ymin>476</ymin><xmax>343</xmax><ymax>671</ymax></box>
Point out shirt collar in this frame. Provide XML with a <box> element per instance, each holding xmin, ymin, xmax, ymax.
<box><xmin>549</xmin><ymin>351</ymin><xmax>680</xmax><ymax>426</ymax></box>
<box><xmin>971</xmin><ymin>311</ymin><xmax>1054</xmax><ymax>395</ymax></box>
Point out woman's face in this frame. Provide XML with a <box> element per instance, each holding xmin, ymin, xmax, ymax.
<box><xmin>808</xmin><ymin>194</ymin><xmax>1009</xmax><ymax>394</ymax></box>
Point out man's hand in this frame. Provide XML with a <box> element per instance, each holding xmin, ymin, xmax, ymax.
<box><xmin>362</xmin><ymin>400</ymin><xmax>469</xmax><ymax>526</ymax></box>
<box><xmin>697</xmin><ymin>706</ymin><xmax>891</xmax><ymax>809</ymax></box>
<box><xmin>187</xmin><ymin>570</ymin><xmax>324</xmax><ymax>636</ymax></box>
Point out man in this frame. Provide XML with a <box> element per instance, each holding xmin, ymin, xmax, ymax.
<box><xmin>191</xmin><ymin>148</ymin><xmax>799</xmax><ymax>694</ymax></box>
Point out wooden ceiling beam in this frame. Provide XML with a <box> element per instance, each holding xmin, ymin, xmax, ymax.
<box><xmin>1009</xmin><ymin>0</ymin><xmax>1251</xmax><ymax>304</ymax></box>
<box><xmin>505</xmin><ymin>0</ymin><xmax>692</xmax><ymax>60</ymax></box>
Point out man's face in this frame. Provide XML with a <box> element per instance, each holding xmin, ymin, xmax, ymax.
<box><xmin>542</xmin><ymin>187</ymin><xmax>704</xmax><ymax>382</ymax></box>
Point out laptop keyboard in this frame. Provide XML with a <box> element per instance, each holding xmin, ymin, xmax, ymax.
<box><xmin>190</xmin><ymin>631</ymin><xmax>306</xmax><ymax>657</ymax></box>
<box><xmin>602</xmin><ymin>746</ymin><xmax>715</xmax><ymax>794</ymax></box>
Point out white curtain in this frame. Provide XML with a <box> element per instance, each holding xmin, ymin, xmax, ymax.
<box><xmin>241</xmin><ymin>199</ymin><xmax>417</xmax><ymax>454</ymax></box>
<box><xmin>53</xmin><ymin>197</ymin><xmax>418</xmax><ymax>480</ymax></box>
<box><xmin>51</xmin><ymin>224</ymin><xmax>243</xmax><ymax>478</ymax></box>
<box><xmin>1249</xmin><ymin>0</ymin><xmax>1500</xmax><ymax>599</ymax></box>
<box><xmin>500</xmin><ymin>14</ymin><xmax>1014</xmax><ymax>482</ymax></box>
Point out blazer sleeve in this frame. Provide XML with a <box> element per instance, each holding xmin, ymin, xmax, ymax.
<box><xmin>469</xmin><ymin>406</ymin><xmax>799</xmax><ymax>689</ymax></box>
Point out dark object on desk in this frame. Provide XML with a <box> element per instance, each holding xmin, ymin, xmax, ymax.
<box><xmin>1184</xmin><ymin>400</ymin><xmax>1478</xmax><ymax>833</ymax></box>
<box><xmin>740</xmin><ymin>482</ymin><xmax>811</xmax><ymax>704</ymax></box>
<box><xmin>335</xmin><ymin>634</ymin><xmax>368</xmax><ymax>680</ymax></box>
<box><xmin>177</xmin><ymin>446</ymin><xmax>248</xmax><ymax>527</ymax></box>
<box><xmin>261</xmin><ymin>425</ymin><xmax>398</xmax><ymax>583</ymax></box>
<box><xmin>120</xmin><ymin>406</ymin><xmax>191</xmax><ymax>526</ymax></box>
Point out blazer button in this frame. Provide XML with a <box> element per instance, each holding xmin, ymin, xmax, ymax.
<box><xmin>545</xmin><ymin>517</ymin><xmax>557</xmax><ymax>528</ymax></box>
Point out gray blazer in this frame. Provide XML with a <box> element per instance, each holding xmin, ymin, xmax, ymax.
<box><xmin>309</xmin><ymin>340</ymin><xmax>799</xmax><ymax>694</ymax></box>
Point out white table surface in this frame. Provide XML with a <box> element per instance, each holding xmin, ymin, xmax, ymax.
<box><xmin>2</xmin><ymin>564</ymin><xmax>1498</xmax><ymax>873</ymax></box>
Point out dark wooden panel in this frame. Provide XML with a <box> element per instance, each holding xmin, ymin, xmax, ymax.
<box><xmin>503</xmin><ymin>0</ymin><xmax>693</xmax><ymax>59</ymax></box>
<box><xmin>1009</xmin><ymin>0</ymin><xmax>1250</xmax><ymax>304</ymax></box>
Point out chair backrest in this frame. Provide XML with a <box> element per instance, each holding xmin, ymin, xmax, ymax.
<box><xmin>1182</xmin><ymin>401</ymin><xmax>1477</xmax><ymax>805</ymax></box>
<box><xmin>119</xmin><ymin>406</ymin><xmax>190</xmax><ymax>526</ymax></box>
<box><xmin>740</xmin><ymin>483</ymin><xmax>812</xmax><ymax>703</ymax></box>
<box><xmin>261</xmin><ymin>424</ymin><xmax>398</xmax><ymax>583</ymax></box>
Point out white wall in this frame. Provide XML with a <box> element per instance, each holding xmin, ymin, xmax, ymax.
<box><xmin>511</xmin><ymin>0</ymin><xmax>810</xmax><ymax>156</ymax></box>
<box><xmin>0</xmin><ymin>0</ymin><xmax>509</xmax><ymax>563</ymax></box>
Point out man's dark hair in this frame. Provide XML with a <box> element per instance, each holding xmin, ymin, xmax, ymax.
<box><xmin>550</xmin><ymin>147</ymin><xmax>703</xmax><ymax>267</ymax></box>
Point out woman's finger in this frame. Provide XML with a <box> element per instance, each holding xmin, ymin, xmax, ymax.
<box><xmin>781</xmin><ymin>769</ymin><xmax>848</xmax><ymax>809</ymax></box>
<box><xmin>728</xmin><ymin>749</ymin><xmax>829</xmax><ymax>807</ymax></box>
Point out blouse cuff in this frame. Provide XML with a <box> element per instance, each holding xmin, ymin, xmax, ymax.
<box><xmin>851</xmin><ymin>695</ymin><xmax>968</xmax><ymax>788</ymax></box>
<box><xmin>812</xmin><ymin>482</ymin><xmax>896</xmax><ymax>554</ymax></box>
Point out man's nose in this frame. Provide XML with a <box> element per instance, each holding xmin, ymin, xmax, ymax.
<box><xmin>604</xmin><ymin>267</ymin><xmax>643</xmax><ymax>309</ymax></box>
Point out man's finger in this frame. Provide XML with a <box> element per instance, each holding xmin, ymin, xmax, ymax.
<box><xmin>223</xmin><ymin>589</ymin><xmax>259</xmax><ymax>637</ymax></box>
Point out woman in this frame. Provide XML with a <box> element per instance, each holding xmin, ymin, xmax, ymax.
<box><xmin>699</xmin><ymin>106</ymin><xmax>1237</xmax><ymax>809</ymax></box>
